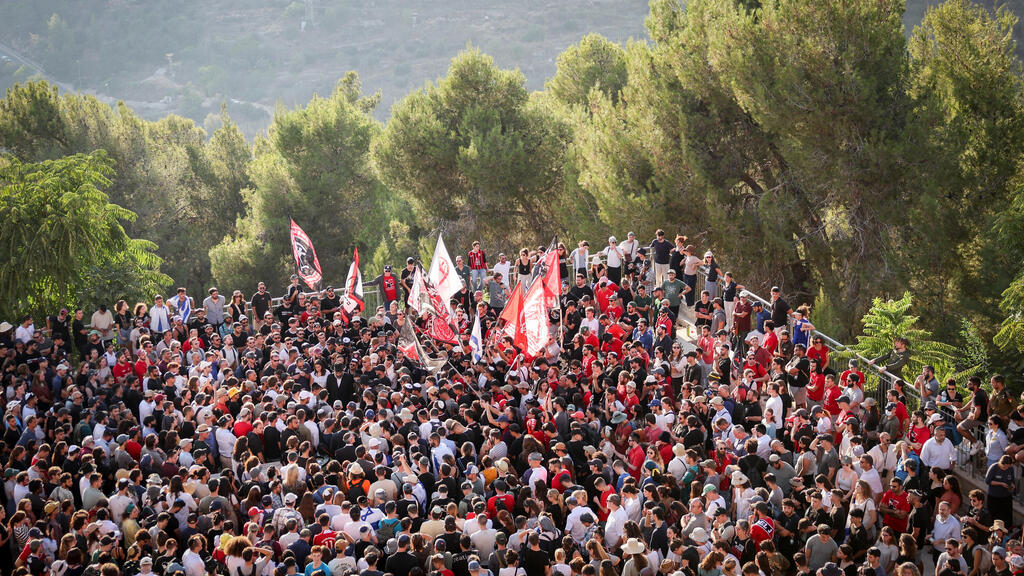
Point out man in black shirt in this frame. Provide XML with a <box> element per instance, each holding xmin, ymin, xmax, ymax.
<box><xmin>319</xmin><ymin>287</ymin><xmax>341</xmax><ymax>318</ymax></box>
<box><xmin>649</xmin><ymin>230</ymin><xmax>674</xmax><ymax>286</ymax></box>
<box><xmin>385</xmin><ymin>534</ymin><xmax>421</xmax><ymax>576</ymax></box>
<box><xmin>47</xmin><ymin>308</ymin><xmax>72</xmax><ymax>355</ymax></box>
<box><xmin>568</xmin><ymin>273</ymin><xmax>595</xmax><ymax>303</ymax></box>
<box><xmin>907</xmin><ymin>489</ymin><xmax>932</xmax><ymax>550</ymax></box>
<box><xmin>252</xmin><ymin>282</ymin><xmax>273</xmax><ymax>327</ymax></box>
<box><xmin>400</xmin><ymin>257</ymin><xmax>417</xmax><ymax>306</ymax></box>
<box><xmin>520</xmin><ymin>532</ymin><xmax>550</xmax><ymax>576</ymax></box>
<box><xmin>769</xmin><ymin>286</ymin><xmax>792</xmax><ymax>331</ymax></box>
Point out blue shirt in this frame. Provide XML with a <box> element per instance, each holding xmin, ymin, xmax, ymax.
<box><xmin>755</xmin><ymin>309</ymin><xmax>772</xmax><ymax>333</ymax></box>
<box><xmin>792</xmin><ymin>319</ymin><xmax>811</xmax><ymax>347</ymax></box>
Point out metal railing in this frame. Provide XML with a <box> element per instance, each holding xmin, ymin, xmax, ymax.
<box><xmin>692</xmin><ymin>265</ymin><xmax>1024</xmax><ymax>504</ymax></box>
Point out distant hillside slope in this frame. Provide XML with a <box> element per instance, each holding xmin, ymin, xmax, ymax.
<box><xmin>0</xmin><ymin>0</ymin><xmax>1020</xmax><ymax>136</ymax></box>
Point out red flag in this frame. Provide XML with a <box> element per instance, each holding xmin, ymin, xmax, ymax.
<box><xmin>541</xmin><ymin>248</ymin><xmax>561</xmax><ymax>312</ymax></box>
<box><xmin>500</xmin><ymin>281</ymin><xmax>527</xmax><ymax>352</ymax></box>
<box><xmin>289</xmin><ymin>219</ymin><xmax>323</xmax><ymax>289</ymax></box>
<box><xmin>522</xmin><ymin>277</ymin><xmax>551</xmax><ymax>357</ymax></box>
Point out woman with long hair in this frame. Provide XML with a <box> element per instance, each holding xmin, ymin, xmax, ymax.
<box><xmin>940</xmin><ymin>475</ymin><xmax>963</xmax><ymax>517</ymax></box>
<box><xmin>848</xmin><ymin>480</ymin><xmax>877</xmax><ymax>538</ymax></box>
<box><xmin>166</xmin><ymin>475</ymin><xmax>197</xmax><ymax>526</ymax></box>
<box><xmin>698</xmin><ymin>551</ymin><xmax>724</xmax><ymax>576</ymax></box>
<box><xmin>875</xmin><ymin>526</ymin><xmax>900</xmax><ymax>575</ymax></box>
<box><xmin>229</xmin><ymin>290</ymin><xmax>246</xmax><ymax>323</ymax></box>
<box><xmin>962</xmin><ymin>528</ymin><xmax>991</xmax><ymax>576</ymax></box>
<box><xmin>894</xmin><ymin>533</ymin><xmax>919</xmax><ymax>569</ymax></box>
<box><xmin>621</xmin><ymin>539</ymin><xmax>650</xmax><ymax>576</ymax></box>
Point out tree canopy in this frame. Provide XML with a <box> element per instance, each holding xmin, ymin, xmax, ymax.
<box><xmin>3</xmin><ymin>0</ymin><xmax>1024</xmax><ymax>375</ymax></box>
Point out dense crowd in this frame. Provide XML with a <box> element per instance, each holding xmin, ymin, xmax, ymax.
<box><xmin>1</xmin><ymin>232</ymin><xmax>1022</xmax><ymax>576</ymax></box>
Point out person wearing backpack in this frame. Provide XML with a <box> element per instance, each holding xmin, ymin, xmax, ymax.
<box><xmin>376</xmin><ymin>501</ymin><xmax>402</xmax><ymax>543</ymax></box>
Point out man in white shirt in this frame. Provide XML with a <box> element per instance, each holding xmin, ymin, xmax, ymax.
<box><xmin>765</xmin><ymin>383</ymin><xmax>785</xmax><ymax>429</ymax></box>
<box><xmin>867</xmin><ymin>432</ymin><xmax>899</xmax><ymax>478</ymax></box>
<box><xmin>14</xmin><ymin>316</ymin><xmax>34</xmax><ymax>344</ymax></box>
<box><xmin>565</xmin><ymin>492</ymin><xmax>597</xmax><ymax>544</ymax></box>
<box><xmin>492</xmin><ymin>253</ymin><xmax>512</xmax><ymax>286</ymax></box>
<box><xmin>920</xmin><ymin>425</ymin><xmax>956</xmax><ymax>472</ymax></box>
<box><xmin>604</xmin><ymin>494</ymin><xmax>628</xmax><ymax>549</ymax></box>
<box><xmin>620</xmin><ymin>232</ymin><xmax>640</xmax><ymax>262</ymax></box>
<box><xmin>927</xmin><ymin>501</ymin><xmax>962</xmax><ymax>558</ymax></box>
<box><xmin>524</xmin><ymin>452</ymin><xmax>548</xmax><ymax>493</ymax></box>
<box><xmin>858</xmin><ymin>454</ymin><xmax>883</xmax><ymax>495</ymax></box>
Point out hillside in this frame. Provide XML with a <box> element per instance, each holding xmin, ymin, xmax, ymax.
<box><xmin>0</xmin><ymin>0</ymin><xmax>1020</xmax><ymax>136</ymax></box>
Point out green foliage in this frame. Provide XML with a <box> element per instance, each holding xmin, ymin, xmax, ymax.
<box><xmin>545</xmin><ymin>33</ymin><xmax>628</xmax><ymax>107</ymax></box>
<box><xmin>0</xmin><ymin>82</ymin><xmax>248</xmax><ymax>291</ymax></box>
<box><xmin>846</xmin><ymin>292</ymin><xmax>961</xmax><ymax>381</ymax></box>
<box><xmin>373</xmin><ymin>48</ymin><xmax>569</xmax><ymax>245</ymax></box>
<box><xmin>0</xmin><ymin>151</ymin><xmax>169</xmax><ymax>319</ymax></box>
<box><xmin>901</xmin><ymin>0</ymin><xmax>1024</xmax><ymax>339</ymax></box>
<box><xmin>210</xmin><ymin>73</ymin><xmax>390</xmax><ymax>293</ymax></box>
<box><xmin>0</xmin><ymin>81</ymin><xmax>66</xmax><ymax>159</ymax></box>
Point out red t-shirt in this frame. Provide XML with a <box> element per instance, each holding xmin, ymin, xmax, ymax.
<box><xmin>313</xmin><ymin>529</ymin><xmax>338</xmax><ymax>550</ymax></box>
<box><xmin>840</xmin><ymin>368</ymin><xmax>865</xmax><ymax>389</ymax></box>
<box><xmin>761</xmin><ymin>331</ymin><xmax>778</xmax><ymax>354</ymax></box>
<box><xmin>908</xmin><ymin>425</ymin><xmax>930</xmax><ymax>453</ymax></box>
<box><xmin>807</xmin><ymin>373</ymin><xmax>826</xmax><ymax>402</ymax></box>
<box><xmin>806</xmin><ymin>345</ymin><xmax>829</xmax><ymax>369</ymax></box>
<box><xmin>751</xmin><ymin>516</ymin><xmax>775</xmax><ymax>548</ymax></box>
<box><xmin>823</xmin><ymin>386</ymin><xmax>843</xmax><ymax>416</ymax></box>
<box><xmin>879</xmin><ymin>489</ymin><xmax>910</xmax><ymax>532</ymax></box>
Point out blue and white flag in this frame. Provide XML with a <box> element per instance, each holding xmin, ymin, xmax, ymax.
<box><xmin>470</xmin><ymin>314</ymin><xmax>483</xmax><ymax>363</ymax></box>
<box><xmin>173</xmin><ymin>294</ymin><xmax>191</xmax><ymax>324</ymax></box>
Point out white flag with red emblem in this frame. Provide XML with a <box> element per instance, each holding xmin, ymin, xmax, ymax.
<box><xmin>428</xmin><ymin>234</ymin><xmax>464</xmax><ymax>303</ymax></box>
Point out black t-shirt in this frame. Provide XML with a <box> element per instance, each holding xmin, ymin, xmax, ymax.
<box><xmin>650</xmin><ymin>239</ymin><xmax>673</xmax><ymax>264</ymax></box>
<box><xmin>521</xmin><ymin>547</ymin><xmax>549</xmax><ymax>576</ymax></box>
<box><xmin>723</xmin><ymin>280</ymin><xmax>737</xmax><ymax>302</ymax></box>
<box><xmin>72</xmin><ymin>318</ymin><xmax>87</xmax><ymax>349</ymax></box>
<box><xmin>908</xmin><ymin>504</ymin><xmax>932</xmax><ymax>548</ymax></box>
<box><xmin>320</xmin><ymin>294</ymin><xmax>340</xmax><ymax>312</ymax></box>
<box><xmin>48</xmin><ymin>314</ymin><xmax>71</xmax><ymax>341</ymax></box>
<box><xmin>771</xmin><ymin>297</ymin><xmax>790</xmax><ymax>327</ymax></box>
<box><xmin>694</xmin><ymin>301</ymin><xmax>712</xmax><ymax>326</ymax></box>
<box><xmin>971</xmin><ymin>389</ymin><xmax>989</xmax><ymax>421</ymax></box>
<box><xmin>788</xmin><ymin>357</ymin><xmax>810</xmax><ymax>388</ymax></box>
<box><xmin>400</xmin><ymin>268</ymin><xmax>416</xmax><ymax>294</ymax></box>
<box><xmin>252</xmin><ymin>292</ymin><xmax>273</xmax><ymax>317</ymax></box>
<box><xmin>385</xmin><ymin>551</ymin><xmax>421</xmax><ymax>576</ymax></box>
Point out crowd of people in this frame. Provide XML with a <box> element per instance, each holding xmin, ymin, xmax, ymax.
<box><xmin>0</xmin><ymin>231</ymin><xmax>1022</xmax><ymax>576</ymax></box>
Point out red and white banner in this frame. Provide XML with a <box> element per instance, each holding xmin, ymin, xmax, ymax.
<box><xmin>289</xmin><ymin>219</ymin><xmax>323</xmax><ymax>289</ymax></box>
<box><xmin>540</xmin><ymin>248</ymin><xmax>561</xmax><ymax>312</ymax></box>
<box><xmin>521</xmin><ymin>276</ymin><xmax>551</xmax><ymax>357</ymax></box>
<box><xmin>409</xmin><ymin>265</ymin><xmax>458</xmax><ymax>344</ymax></box>
<box><xmin>399</xmin><ymin>317</ymin><xmax>446</xmax><ymax>373</ymax></box>
<box><xmin>500</xmin><ymin>281</ymin><xmax>527</xmax><ymax>352</ymax></box>
<box><xmin>340</xmin><ymin>247</ymin><xmax>364</xmax><ymax>320</ymax></box>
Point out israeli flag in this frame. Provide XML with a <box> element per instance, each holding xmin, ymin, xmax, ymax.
<box><xmin>470</xmin><ymin>314</ymin><xmax>483</xmax><ymax>363</ymax></box>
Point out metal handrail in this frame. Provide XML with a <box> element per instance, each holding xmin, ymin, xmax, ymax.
<box><xmin>693</xmin><ymin>265</ymin><xmax>919</xmax><ymax>406</ymax></box>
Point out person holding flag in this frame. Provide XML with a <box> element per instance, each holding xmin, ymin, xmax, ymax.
<box><xmin>340</xmin><ymin>247</ymin><xmax>364</xmax><ymax>322</ymax></box>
